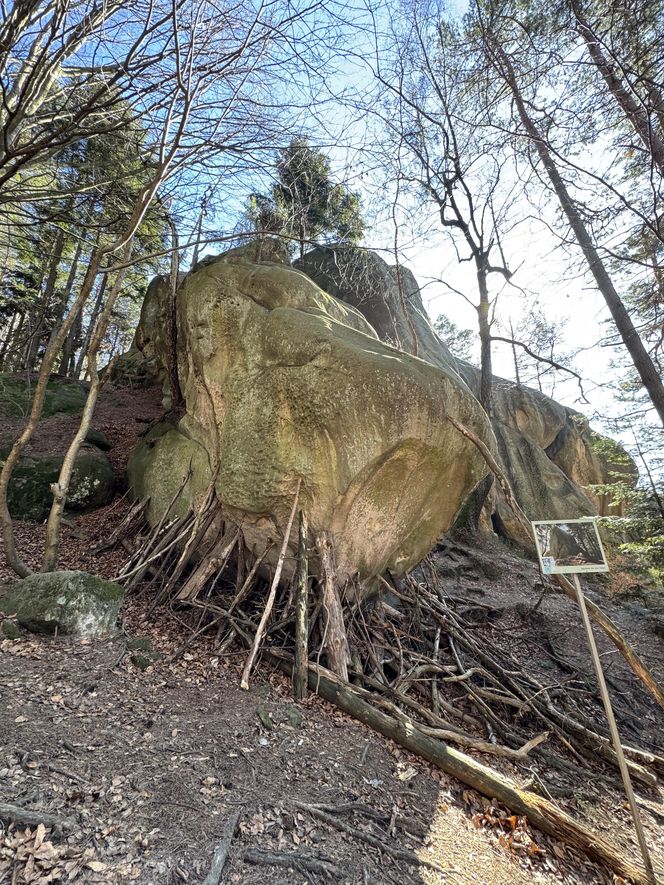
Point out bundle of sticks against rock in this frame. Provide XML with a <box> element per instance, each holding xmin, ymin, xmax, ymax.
<box><xmin>110</xmin><ymin>482</ymin><xmax>664</xmax><ymax>885</ymax></box>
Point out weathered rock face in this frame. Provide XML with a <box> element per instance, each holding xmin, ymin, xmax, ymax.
<box><xmin>114</xmin><ymin>242</ymin><xmax>293</xmax><ymax>396</ymax></box>
<box><xmin>0</xmin><ymin>571</ymin><xmax>123</xmax><ymax>637</ymax></box>
<box><xmin>297</xmin><ymin>247</ymin><xmax>636</xmax><ymax>538</ymax></box>
<box><xmin>128</xmin><ymin>250</ymin><xmax>495</xmax><ymax>584</ymax></box>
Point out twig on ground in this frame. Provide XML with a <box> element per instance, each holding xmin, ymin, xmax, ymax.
<box><xmin>292</xmin><ymin>800</ymin><xmax>453</xmax><ymax>875</ymax></box>
<box><xmin>244</xmin><ymin>848</ymin><xmax>344</xmax><ymax>879</ymax></box>
<box><xmin>201</xmin><ymin>807</ymin><xmax>242</xmax><ymax>885</ymax></box>
<box><xmin>0</xmin><ymin>802</ymin><xmax>76</xmax><ymax>836</ymax></box>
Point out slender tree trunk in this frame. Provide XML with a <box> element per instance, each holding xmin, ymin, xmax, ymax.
<box><xmin>0</xmin><ymin>312</ymin><xmax>17</xmax><ymax>369</ymax></box>
<box><xmin>3</xmin><ymin>312</ymin><xmax>25</xmax><ymax>371</ymax></box>
<box><xmin>464</xmin><ymin>261</ymin><xmax>494</xmax><ymax>530</ymax></box>
<box><xmin>74</xmin><ymin>276</ymin><xmax>107</xmax><ymax>379</ymax></box>
<box><xmin>61</xmin><ymin>310</ymin><xmax>82</xmax><ymax>377</ymax></box>
<box><xmin>569</xmin><ymin>0</ymin><xmax>664</xmax><ymax>178</ymax></box>
<box><xmin>509</xmin><ymin>319</ymin><xmax>521</xmax><ymax>385</ymax></box>
<box><xmin>490</xmin><ymin>40</ymin><xmax>664</xmax><ymax>427</ymax></box>
<box><xmin>42</xmin><ymin>243</ymin><xmax>133</xmax><ymax>571</ymax></box>
<box><xmin>53</xmin><ymin>238</ymin><xmax>83</xmax><ymax>373</ymax></box>
<box><xmin>476</xmin><ymin>262</ymin><xmax>492</xmax><ymax>417</ymax></box>
<box><xmin>190</xmin><ymin>199</ymin><xmax>205</xmax><ymax>269</ymax></box>
<box><xmin>294</xmin><ymin>510</ymin><xmax>309</xmax><ymax>701</ymax></box>
<box><xmin>632</xmin><ymin>432</ymin><xmax>664</xmax><ymax>522</ymax></box>
<box><xmin>1</xmin><ymin>251</ymin><xmax>104</xmax><ymax>577</ymax></box>
<box><xmin>24</xmin><ymin>229</ymin><xmax>65</xmax><ymax>370</ymax></box>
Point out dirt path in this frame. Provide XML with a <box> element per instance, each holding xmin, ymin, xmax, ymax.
<box><xmin>0</xmin><ymin>601</ymin><xmax>628</xmax><ymax>885</ymax></box>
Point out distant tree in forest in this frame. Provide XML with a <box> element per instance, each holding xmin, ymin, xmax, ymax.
<box><xmin>434</xmin><ymin>315</ymin><xmax>476</xmax><ymax>363</ymax></box>
<box><xmin>248</xmin><ymin>138</ymin><xmax>365</xmax><ymax>258</ymax></box>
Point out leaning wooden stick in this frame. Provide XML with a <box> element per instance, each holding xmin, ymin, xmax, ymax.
<box><xmin>266</xmin><ymin>651</ymin><xmax>653</xmax><ymax>885</ymax></box>
<box><xmin>240</xmin><ymin>479</ymin><xmax>301</xmax><ymax>690</ymax></box>
<box><xmin>293</xmin><ymin>509</ymin><xmax>309</xmax><ymax>701</ymax></box>
<box><xmin>201</xmin><ymin>807</ymin><xmax>242</xmax><ymax>885</ymax></box>
<box><xmin>571</xmin><ymin>573</ymin><xmax>656</xmax><ymax>884</ymax></box>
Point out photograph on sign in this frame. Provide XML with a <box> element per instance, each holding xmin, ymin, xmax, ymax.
<box><xmin>531</xmin><ymin>519</ymin><xmax>609</xmax><ymax>575</ymax></box>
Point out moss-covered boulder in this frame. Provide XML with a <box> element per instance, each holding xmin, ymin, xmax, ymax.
<box><xmin>1</xmin><ymin>620</ymin><xmax>21</xmax><ymax>639</ymax></box>
<box><xmin>2</xmin><ymin>445</ymin><xmax>114</xmax><ymax>521</ymax></box>
<box><xmin>128</xmin><ymin>251</ymin><xmax>495</xmax><ymax>586</ymax></box>
<box><xmin>0</xmin><ymin>373</ymin><xmax>87</xmax><ymax>418</ymax></box>
<box><xmin>85</xmin><ymin>428</ymin><xmax>112</xmax><ymax>452</ymax></box>
<box><xmin>0</xmin><ymin>571</ymin><xmax>123</xmax><ymax>637</ymax></box>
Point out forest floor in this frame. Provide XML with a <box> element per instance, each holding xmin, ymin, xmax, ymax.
<box><xmin>1</xmin><ymin>382</ymin><xmax>663</xmax><ymax>885</ymax></box>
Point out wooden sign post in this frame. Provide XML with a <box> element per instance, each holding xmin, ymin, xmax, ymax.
<box><xmin>532</xmin><ymin>518</ymin><xmax>656</xmax><ymax>885</ymax></box>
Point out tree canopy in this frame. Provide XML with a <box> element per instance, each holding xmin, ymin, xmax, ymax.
<box><xmin>248</xmin><ymin>138</ymin><xmax>365</xmax><ymax>258</ymax></box>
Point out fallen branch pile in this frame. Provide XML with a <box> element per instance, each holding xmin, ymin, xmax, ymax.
<box><xmin>113</xmin><ymin>494</ymin><xmax>664</xmax><ymax>884</ymax></box>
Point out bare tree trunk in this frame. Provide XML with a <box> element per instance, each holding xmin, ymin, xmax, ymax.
<box><xmin>569</xmin><ymin>0</ymin><xmax>664</xmax><ymax>178</ymax></box>
<box><xmin>476</xmin><ymin>262</ymin><xmax>492</xmax><ymax>416</ymax></box>
<box><xmin>55</xmin><ymin>239</ymin><xmax>84</xmax><ymax>373</ymax></box>
<box><xmin>0</xmin><ymin>312</ymin><xmax>17</xmax><ymax>369</ymax></box>
<box><xmin>509</xmin><ymin>319</ymin><xmax>521</xmax><ymax>385</ymax></box>
<box><xmin>294</xmin><ymin>510</ymin><xmax>309</xmax><ymax>701</ymax></box>
<box><xmin>42</xmin><ymin>244</ymin><xmax>133</xmax><ymax>571</ymax></box>
<box><xmin>73</xmin><ymin>275</ymin><xmax>107</xmax><ymax>379</ymax></box>
<box><xmin>488</xmin><ymin>39</ymin><xmax>664</xmax><ymax>427</ymax></box>
<box><xmin>463</xmin><ymin>262</ymin><xmax>494</xmax><ymax>529</ymax></box>
<box><xmin>24</xmin><ymin>231</ymin><xmax>66</xmax><ymax>371</ymax></box>
<box><xmin>316</xmin><ymin>532</ymin><xmax>350</xmax><ymax>680</ymax></box>
<box><xmin>166</xmin><ymin>216</ymin><xmax>184</xmax><ymax>413</ymax></box>
<box><xmin>632</xmin><ymin>432</ymin><xmax>664</xmax><ymax>522</ymax></box>
<box><xmin>1</xmin><ymin>252</ymin><xmax>104</xmax><ymax>576</ymax></box>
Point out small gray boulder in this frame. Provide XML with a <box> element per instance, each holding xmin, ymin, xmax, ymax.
<box><xmin>0</xmin><ymin>571</ymin><xmax>123</xmax><ymax>637</ymax></box>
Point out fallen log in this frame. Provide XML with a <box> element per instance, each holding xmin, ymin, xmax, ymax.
<box><xmin>267</xmin><ymin>651</ymin><xmax>654</xmax><ymax>885</ymax></box>
<box><xmin>0</xmin><ymin>802</ymin><xmax>77</xmax><ymax>836</ymax></box>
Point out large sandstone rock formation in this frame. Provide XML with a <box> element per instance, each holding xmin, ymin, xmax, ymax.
<box><xmin>128</xmin><ymin>249</ymin><xmax>494</xmax><ymax>585</ymax></box>
<box><xmin>296</xmin><ymin>247</ymin><xmax>636</xmax><ymax>537</ymax></box>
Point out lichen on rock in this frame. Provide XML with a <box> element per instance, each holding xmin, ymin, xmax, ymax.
<box><xmin>0</xmin><ymin>570</ymin><xmax>123</xmax><ymax>637</ymax></box>
<box><xmin>0</xmin><ymin>444</ymin><xmax>115</xmax><ymax>521</ymax></box>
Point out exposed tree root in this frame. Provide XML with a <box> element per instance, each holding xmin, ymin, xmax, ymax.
<box><xmin>113</xmin><ymin>498</ymin><xmax>663</xmax><ymax>884</ymax></box>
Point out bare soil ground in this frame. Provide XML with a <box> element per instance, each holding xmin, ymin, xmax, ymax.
<box><xmin>1</xmin><ymin>382</ymin><xmax>663</xmax><ymax>884</ymax></box>
<box><xmin>1</xmin><ymin>606</ymin><xmax>651</xmax><ymax>885</ymax></box>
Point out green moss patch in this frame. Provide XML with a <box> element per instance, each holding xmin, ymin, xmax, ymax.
<box><xmin>0</xmin><ymin>373</ymin><xmax>87</xmax><ymax>418</ymax></box>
